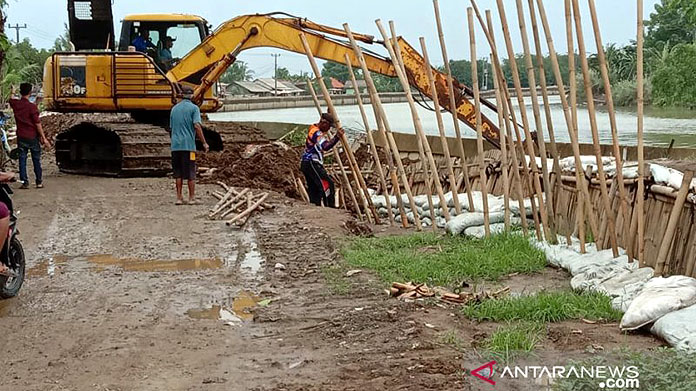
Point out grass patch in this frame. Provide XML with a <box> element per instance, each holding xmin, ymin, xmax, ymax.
<box><xmin>341</xmin><ymin>232</ymin><xmax>546</xmax><ymax>287</ymax></box>
<box><xmin>438</xmin><ymin>330</ymin><xmax>466</xmax><ymax>351</ymax></box>
<box><xmin>462</xmin><ymin>290</ymin><xmax>622</xmax><ymax>323</ymax></box>
<box><xmin>483</xmin><ymin>322</ymin><xmax>544</xmax><ymax>363</ymax></box>
<box><xmin>320</xmin><ymin>264</ymin><xmax>350</xmax><ymax>295</ymax></box>
<box><xmin>555</xmin><ymin>348</ymin><xmax>696</xmax><ymax>391</ymax></box>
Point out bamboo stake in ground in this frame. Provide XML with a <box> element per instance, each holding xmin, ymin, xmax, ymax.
<box><xmin>344</xmin><ymin>54</ymin><xmax>395</xmax><ymax>226</ymax></box>
<box><xmin>343</xmin><ymin>23</ymin><xmax>423</xmax><ymax>231</ymax></box>
<box><xmin>300</xmin><ymin>33</ymin><xmax>380</xmax><ymax>224</ymax></box>
<box><xmin>637</xmin><ymin>0</ymin><xmax>646</xmax><ymax>265</ymax></box>
<box><xmin>376</xmin><ymin>111</ymin><xmax>410</xmax><ymax>227</ymax></box>
<box><xmin>433</xmin><ymin>0</ymin><xmax>475</xmax><ymax>211</ymax></box>
<box><xmin>526</xmin><ymin>0</ymin><xmax>564</xmax><ymax>232</ymax></box>
<box><xmin>491</xmin><ymin>52</ymin><xmax>511</xmax><ymax>230</ymax></box>
<box><xmin>654</xmin><ymin>171</ymin><xmax>694</xmax><ymax>275</ymax></box>
<box><xmin>375</xmin><ymin>20</ymin><xmax>450</xmax><ymax>223</ymax></box>
<box><xmin>532</xmin><ymin>0</ymin><xmax>600</xmax><ymax>245</ymax></box>
<box><xmin>468</xmin><ymin>8</ymin><xmax>490</xmax><ymax>237</ymax></box>
<box><xmin>577</xmin><ymin>185</ymin><xmax>586</xmax><ymax>253</ymax></box>
<box><xmin>514</xmin><ymin>0</ymin><xmax>556</xmax><ymax>240</ymax></box>
<box><xmin>570</xmin><ymin>0</ymin><xmax>619</xmax><ymax>257</ymax></box>
<box><xmin>306</xmin><ymin>78</ymin><xmax>363</xmax><ymax>219</ymax></box>
<box><xmin>419</xmin><ymin>37</ymin><xmax>462</xmax><ymax>215</ymax></box>
<box><xmin>587</xmin><ymin>0</ymin><xmax>633</xmax><ymax>258</ymax></box>
<box><xmin>479</xmin><ymin>6</ymin><xmax>536</xmax><ymax>235</ymax></box>
<box><xmin>495</xmin><ymin>0</ymin><xmax>551</xmax><ymax>241</ymax></box>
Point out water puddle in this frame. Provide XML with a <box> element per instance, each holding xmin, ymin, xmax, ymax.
<box><xmin>186</xmin><ymin>291</ymin><xmax>260</xmax><ymax>323</ymax></box>
<box><xmin>27</xmin><ymin>256</ymin><xmax>69</xmax><ymax>277</ymax></box>
<box><xmin>87</xmin><ymin>255</ymin><xmax>224</xmax><ymax>273</ymax></box>
<box><xmin>240</xmin><ymin>230</ymin><xmax>265</xmax><ymax>278</ymax></box>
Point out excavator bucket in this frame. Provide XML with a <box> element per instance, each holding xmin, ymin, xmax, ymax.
<box><xmin>68</xmin><ymin>0</ymin><xmax>115</xmax><ymax>51</ymax></box>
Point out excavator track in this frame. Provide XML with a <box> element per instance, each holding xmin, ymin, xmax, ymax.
<box><xmin>55</xmin><ymin>122</ymin><xmax>173</xmax><ymax>177</ymax></box>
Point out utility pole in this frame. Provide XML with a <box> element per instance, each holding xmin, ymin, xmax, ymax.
<box><xmin>8</xmin><ymin>23</ymin><xmax>27</xmax><ymax>44</ymax></box>
<box><xmin>271</xmin><ymin>53</ymin><xmax>281</xmax><ymax>95</ymax></box>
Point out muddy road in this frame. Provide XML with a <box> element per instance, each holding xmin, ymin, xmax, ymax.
<box><xmin>0</xmin><ymin>168</ymin><xmax>661</xmax><ymax>391</ymax></box>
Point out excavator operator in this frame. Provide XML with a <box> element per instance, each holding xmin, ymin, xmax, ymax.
<box><xmin>300</xmin><ymin>113</ymin><xmax>344</xmax><ymax>208</ymax></box>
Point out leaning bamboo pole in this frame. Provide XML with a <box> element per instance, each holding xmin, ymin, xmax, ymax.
<box><xmin>491</xmin><ymin>53</ymin><xmax>512</xmax><ymax>230</ymax></box>
<box><xmin>343</xmin><ymin>23</ymin><xmax>423</xmax><ymax>231</ymax></box>
<box><xmin>306</xmin><ymin>78</ymin><xmax>363</xmax><ymax>218</ymax></box>
<box><xmin>467</xmin><ymin>8</ymin><xmax>490</xmax><ymax>236</ymax></box>
<box><xmin>419</xmin><ymin>38</ymin><xmax>462</xmax><ymax>215</ymax></box>
<box><xmin>478</xmin><ymin>6</ymin><xmax>538</xmax><ymax>236</ymax></box>
<box><xmin>495</xmin><ymin>0</ymin><xmax>551</xmax><ymax>241</ymax></box>
<box><xmin>654</xmin><ymin>171</ymin><xmax>694</xmax><ymax>275</ymax></box>
<box><xmin>570</xmin><ymin>0</ymin><xmax>619</xmax><ymax>257</ymax></box>
<box><xmin>375</xmin><ymin>19</ymin><xmax>450</xmax><ymax>222</ymax></box>
<box><xmin>637</xmin><ymin>0</ymin><xmax>646</xmax><ymax>265</ymax></box>
<box><xmin>526</xmin><ymin>0</ymin><xmax>564</xmax><ymax>233</ymax></box>
<box><xmin>433</xmin><ymin>0</ymin><xmax>475</xmax><ymax>211</ymax></box>
<box><xmin>532</xmin><ymin>0</ymin><xmax>601</xmax><ymax>246</ymax></box>
<box><xmin>375</xmin><ymin>106</ymin><xmax>411</xmax><ymax>228</ymax></box>
<box><xmin>587</xmin><ymin>0</ymin><xmax>633</xmax><ymax>258</ymax></box>
<box><xmin>299</xmin><ymin>33</ymin><xmax>380</xmax><ymax>224</ymax></box>
<box><xmin>344</xmin><ymin>55</ymin><xmax>395</xmax><ymax>226</ymax></box>
<box><xmin>514</xmin><ymin>0</ymin><xmax>556</xmax><ymax>240</ymax></box>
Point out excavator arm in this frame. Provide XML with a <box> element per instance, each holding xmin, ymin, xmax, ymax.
<box><xmin>169</xmin><ymin>14</ymin><xmax>501</xmax><ymax>147</ymax></box>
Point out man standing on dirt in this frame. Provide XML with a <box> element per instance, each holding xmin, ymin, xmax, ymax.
<box><xmin>170</xmin><ymin>85</ymin><xmax>208</xmax><ymax>205</ymax></box>
<box><xmin>300</xmin><ymin>112</ymin><xmax>343</xmax><ymax>207</ymax></box>
<box><xmin>10</xmin><ymin>83</ymin><xmax>49</xmax><ymax>189</ymax></box>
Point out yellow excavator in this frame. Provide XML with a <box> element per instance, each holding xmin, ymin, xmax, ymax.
<box><xmin>44</xmin><ymin>0</ymin><xmax>500</xmax><ymax>176</ymax></box>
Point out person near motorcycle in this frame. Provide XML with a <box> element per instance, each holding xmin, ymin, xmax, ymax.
<box><xmin>0</xmin><ymin>171</ymin><xmax>16</xmax><ymax>276</ymax></box>
<box><xmin>9</xmin><ymin>83</ymin><xmax>50</xmax><ymax>189</ymax></box>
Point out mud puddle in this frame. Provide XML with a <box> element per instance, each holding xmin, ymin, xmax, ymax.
<box><xmin>28</xmin><ymin>255</ymin><xmax>228</xmax><ymax>276</ymax></box>
<box><xmin>239</xmin><ymin>229</ymin><xmax>265</xmax><ymax>278</ymax></box>
<box><xmin>186</xmin><ymin>291</ymin><xmax>261</xmax><ymax>324</ymax></box>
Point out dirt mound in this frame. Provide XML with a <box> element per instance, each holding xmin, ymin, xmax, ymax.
<box><xmin>198</xmin><ymin>142</ymin><xmax>303</xmax><ymax>198</ymax></box>
<box><xmin>40</xmin><ymin>112</ymin><xmax>133</xmax><ymax>149</ymax></box>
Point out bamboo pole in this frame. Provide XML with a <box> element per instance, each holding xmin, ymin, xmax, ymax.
<box><xmin>307</xmin><ymin>78</ymin><xmax>363</xmax><ymax>219</ymax></box>
<box><xmin>637</xmin><ymin>0</ymin><xmax>646</xmax><ymax>265</ymax></box>
<box><xmin>479</xmin><ymin>6</ymin><xmax>536</xmax><ymax>236</ymax></box>
<box><xmin>388</xmin><ymin>38</ymin><xmax>437</xmax><ymax>230</ymax></box>
<box><xmin>226</xmin><ymin>193</ymin><xmax>270</xmax><ymax>226</ymax></box>
<box><xmin>577</xmin><ymin>185</ymin><xmax>586</xmax><ymax>253</ymax></box>
<box><xmin>433</xmin><ymin>0</ymin><xmax>475</xmax><ymax>211</ymax></box>
<box><xmin>344</xmin><ymin>54</ymin><xmax>395</xmax><ymax>226</ymax></box>
<box><xmin>467</xmin><ymin>8</ymin><xmax>490</xmax><ymax>237</ymax></box>
<box><xmin>532</xmin><ymin>0</ymin><xmax>600</xmax><ymax>245</ymax></box>
<box><xmin>300</xmin><ymin>36</ymin><xmax>380</xmax><ymax>224</ymax></box>
<box><xmin>419</xmin><ymin>37</ymin><xmax>462</xmax><ymax>215</ymax></box>
<box><xmin>376</xmin><ymin>112</ymin><xmax>410</xmax><ymax>227</ymax></box>
<box><xmin>587</xmin><ymin>0</ymin><xmax>633</xmax><ymax>258</ymax></box>
<box><xmin>343</xmin><ymin>23</ymin><xmax>422</xmax><ymax>231</ymax></box>
<box><xmin>527</xmin><ymin>0</ymin><xmax>564</xmax><ymax>231</ymax></box>
<box><xmin>514</xmin><ymin>0</ymin><xmax>556</xmax><ymax>241</ymax></box>
<box><xmin>491</xmin><ymin>52</ymin><xmax>511</xmax><ymax>230</ymax></box>
<box><xmin>495</xmin><ymin>0</ymin><xmax>551</xmax><ymax>241</ymax></box>
<box><xmin>375</xmin><ymin>20</ymin><xmax>450</xmax><ymax>222</ymax></box>
<box><xmin>655</xmin><ymin>171</ymin><xmax>694</xmax><ymax>275</ymax></box>
<box><xmin>570</xmin><ymin>0</ymin><xmax>619</xmax><ymax>257</ymax></box>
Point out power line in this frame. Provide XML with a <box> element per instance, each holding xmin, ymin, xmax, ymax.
<box><xmin>8</xmin><ymin>23</ymin><xmax>28</xmax><ymax>44</ymax></box>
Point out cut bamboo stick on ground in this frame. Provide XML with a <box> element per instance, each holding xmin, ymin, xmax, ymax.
<box><xmin>300</xmin><ymin>33</ymin><xmax>380</xmax><ymax>225</ymax></box>
<box><xmin>296</xmin><ymin>178</ymin><xmax>310</xmax><ymax>203</ymax></box>
<box><xmin>343</xmin><ymin>23</ymin><xmax>422</xmax><ymax>231</ymax></box>
<box><xmin>307</xmin><ymin>77</ymin><xmax>364</xmax><ymax>220</ymax></box>
<box><xmin>419</xmin><ymin>37</ymin><xmax>462</xmax><ymax>215</ymax></box>
<box><xmin>432</xmin><ymin>0</ymin><xmax>475</xmax><ymax>212</ymax></box>
<box><xmin>654</xmin><ymin>171</ymin><xmax>693</xmax><ymax>275</ymax></box>
<box><xmin>570</xmin><ymin>0</ymin><xmax>619</xmax><ymax>258</ymax></box>
<box><xmin>637</xmin><ymin>0</ymin><xmax>646</xmax><ymax>265</ymax></box>
<box><xmin>467</xmin><ymin>8</ymin><xmax>490</xmax><ymax>237</ymax></box>
<box><xmin>514</xmin><ymin>0</ymin><xmax>556</xmax><ymax>241</ymax></box>
<box><xmin>587</xmin><ymin>0</ymin><xmax>633</xmax><ymax>259</ymax></box>
<box><xmin>344</xmin><ymin>54</ymin><xmax>394</xmax><ymax>226</ymax></box>
<box><xmin>209</xmin><ymin>188</ymin><xmax>250</xmax><ymax>219</ymax></box>
<box><xmin>214</xmin><ymin>182</ymin><xmax>273</xmax><ymax>210</ymax></box>
<box><xmin>377</xmin><ymin>20</ymin><xmax>449</xmax><ymax>223</ymax></box>
<box><xmin>226</xmin><ymin>192</ymin><xmax>270</xmax><ymax>226</ymax></box>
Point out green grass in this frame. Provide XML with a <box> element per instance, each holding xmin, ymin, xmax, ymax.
<box><xmin>555</xmin><ymin>348</ymin><xmax>696</xmax><ymax>391</ymax></box>
<box><xmin>438</xmin><ymin>330</ymin><xmax>466</xmax><ymax>351</ymax></box>
<box><xmin>483</xmin><ymin>322</ymin><xmax>545</xmax><ymax>363</ymax></box>
<box><xmin>462</xmin><ymin>290</ymin><xmax>622</xmax><ymax>323</ymax></box>
<box><xmin>320</xmin><ymin>264</ymin><xmax>350</xmax><ymax>295</ymax></box>
<box><xmin>341</xmin><ymin>232</ymin><xmax>546</xmax><ymax>287</ymax></box>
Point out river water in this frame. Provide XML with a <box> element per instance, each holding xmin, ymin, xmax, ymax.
<box><xmin>209</xmin><ymin>96</ymin><xmax>696</xmax><ymax>148</ymax></box>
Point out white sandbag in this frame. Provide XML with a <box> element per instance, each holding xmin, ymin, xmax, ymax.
<box><xmin>463</xmin><ymin>217</ymin><xmax>523</xmax><ymax>239</ymax></box>
<box><xmin>559</xmin><ymin>155</ymin><xmax>615</xmax><ymax>173</ymax></box>
<box><xmin>650</xmin><ymin>304</ymin><xmax>696</xmax><ymax>353</ymax></box>
<box><xmin>421</xmin><ymin>217</ymin><xmax>432</xmax><ymax>227</ymax></box>
<box><xmin>445</xmin><ymin>211</ymin><xmax>505</xmax><ymax>235</ymax></box>
<box><xmin>598</xmin><ymin>267</ymin><xmax>652</xmax><ymax>297</ymax></box>
<box><xmin>571</xmin><ymin>262</ymin><xmax>645</xmax><ymax>294</ymax></box>
<box><xmin>372</xmin><ymin>195</ymin><xmax>387</xmax><ymax>209</ymax></box>
<box><xmin>436</xmin><ymin>217</ymin><xmax>447</xmax><ymax>229</ymax></box>
<box><xmin>622</xmin><ymin>165</ymin><xmax>639</xmax><ymax>179</ymax></box>
<box><xmin>649</xmin><ymin>164</ymin><xmax>696</xmax><ymax>191</ymax></box>
<box><xmin>446</xmin><ymin>191</ymin><xmax>505</xmax><ymax>213</ymax></box>
<box><xmin>567</xmin><ymin>251</ymin><xmax>628</xmax><ymax>276</ymax></box>
<box><xmin>620</xmin><ymin>276</ymin><xmax>696</xmax><ymax>331</ymax></box>
<box><xmin>612</xmin><ymin>280</ymin><xmax>648</xmax><ymax>312</ymax></box>
<box><xmin>377</xmin><ymin>207</ymin><xmax>388</xmax><ymax>217</ymax></box>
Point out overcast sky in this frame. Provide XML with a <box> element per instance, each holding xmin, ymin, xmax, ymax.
<box><xmin>6</xmin><ymin>0</ymin><xmax>661</xmax><ymax>78</ymax></box>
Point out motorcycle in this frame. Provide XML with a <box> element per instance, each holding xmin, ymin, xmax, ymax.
<box><xmin>0</xmin><ymin>182</ymin><xmax>25</xmax><ymax>298</ymax></box>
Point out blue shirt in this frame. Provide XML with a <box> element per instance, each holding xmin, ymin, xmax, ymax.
<box><xmin>132</xmin><ymin>36</ymin><xmax>154</xmax><ymax>53</ymax></box>
<box><xmin>170</xmin><ymin>99</ymin><xmax>202</xmax><ymax>152</ymax></box>
<box><xmin>160</xmin><ymin>48</ymin><xmax>173</xmax><ymax>62</ymax></box>
<box><xmin>301</xmin><ymin>124</ymin><xmax>340</xmax><ymax>163</ymax></box>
